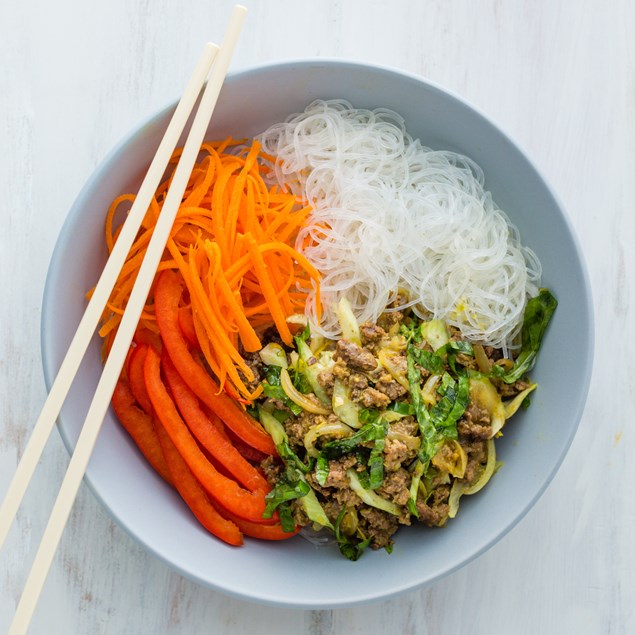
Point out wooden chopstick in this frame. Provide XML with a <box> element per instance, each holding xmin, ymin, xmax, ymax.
<box><xmin>0</xmin><ymin>42</ymin><xmax>218</xmax><ymax>557</ymax></box>
<box><xmin>6</xmin><ymin>6</ymin><xmax>248</xmax><ymax>634</ymax></box>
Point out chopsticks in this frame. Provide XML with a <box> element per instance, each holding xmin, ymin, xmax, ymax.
<box><xmin>2</xmin><ymin>6</ymin><xmax>247</xmax><ymax>634</ymax></box>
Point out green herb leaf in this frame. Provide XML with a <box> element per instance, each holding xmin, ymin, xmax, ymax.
<box><xmin>265</xmin><ymin>364</ymin><xmax>283</xmax><ymax>385</ymax></box>
<box><xmin>263</xmin><ymin>477</ymin><xmax>310</xmax><ymax>519</ymax></box>
<box><xmin>278</xmin><ymin>439</ymin><xmax>313</xmax><ymax>474</ymax></box>
<box><xmin>368</xmin><ymin>437</ymin><xmax>386</xmax><ymax>489</ymax></box>
<box><xmin>321</xmin><ymin>416</ymin><xmax>388</xmax><ymax>459</ymax></box>
<box><xmin>442</xmin><ymin>340</ymin><xmax>474</xmax><ymax>356</ymax></box>
<box><xmin>386</xmin><ymin>401</ymin><xmax>415</xmax><ymax>416</ymax></box>
<box><xmin>276</xmin><ymin>501</ymin><xmax>297</xmax><ymax>533</ymax></box>
<box><xmin>400</xmin><ymin>320</ymin><xmax>422</xmax><ymax>344</ymax></box>
<box><xmin>408</xmin><ymin>347</ymin><xmax>445</xmax><ymax>374</ymax></box>
<box><xmin>429</xmin><ymin>371</ymin><xmax>470</xmax><ymax>437</ymax></box>
<box><xmin>407</xmin><ymin>342</ymin><xmax>440</xmax><ymax>463</ymax></box>
<box><xmin>355</xmin><ymin>468</ymin><xmax>371</xmax><ymax>489</ymax></box>
<box><xmin>290</xmin><ymin>365</ymin><xmax>313</xmax><ymax>394</ymax></box>
<box><xmin>503</xmin><ymin>288</ymin><xmax>557</xmax><ymax>383</ymax></box>
<box><xmin>359</xmin><ymin>408</ymin><xmax>381</xmax><ymax>424</ymax></box>
<box><xmin>315</xmin><ymin>454</ymin><xmax>330</xmax><ymax>486</ymax></box>
<box><xmin>334</xmin><ymin>508</ymin><xmax>371</xmax><ymax>561</ymax></box>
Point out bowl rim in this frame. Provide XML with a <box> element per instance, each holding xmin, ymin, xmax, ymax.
<box><xmin>40</xmin><ymin>57</ymin><xmax>595</xmax><ymax>607</ymax></box>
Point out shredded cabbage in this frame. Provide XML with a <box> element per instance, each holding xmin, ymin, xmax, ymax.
<box><xmin>448</xmin><ymin>438</ymin><xmax>497</xmax><ymax>518</ymax></box>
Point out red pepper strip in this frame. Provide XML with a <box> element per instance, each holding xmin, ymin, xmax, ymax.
<box><xmin>127</xmin><ymin>344</ymin><xmax>153</xmax><ymax>414</ymax></box>
<box><xmin>143</xmin><ymin>345</ymin><xmax>269</xmax><ymax>522</ymax></box>
<box><xmin>111</xmin><ymin>378</ymin><xmax>172</xmax><ymax>485</ymax></box>
<box><xmin>161</xmin><ymin>351</ymin><xmax>270</xmax><ymax>494</ymax></box>
<box><xmin>211</xmin><ymin>501</ymin><xmax>300</xmax><ymax>541</ymax></box>
<box><xmin>223</xmin><ymin>428</ymin><xmax>269</xmax><ymax>464</ymax></box>
<box><xmin>154</xmin><ymin>270</ymin><xmax>277</xmax><ymax>456</ymax></box>
<box><xmin>154</xmin><ymin>421</ymin><xmax>243</xmax><ymax>546</ymax></box>
<box><xmin>133</xmin><ymin>327</ymin><xmax>163</xmax><ymax>352</ymax></box>
<box><xmin>177</xmin><ymin>306</ymin><xmax>199</xmax><ymax>349</ymax></box>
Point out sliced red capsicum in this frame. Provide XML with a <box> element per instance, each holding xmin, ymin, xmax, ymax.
<box><xmin>153</xmin><ymin>269</ymin><xmax>277</xmax><ymax>456</ymax></box>
<box><xmin>111</xmin><ymin>377</ymin><xmax>172</xmax><ymax>486</ymax></box>
<box><xmin>154</xmin><ymin>420</ymin><xmax>243</xmax><ymax>546</ymax></box>
<box><xmin>143</xmin><ymin>345</ymin><xmax>269</xmax><ymax>523</ymax></box>
<box><xmin>127</xmin><ymin>344</ymin><xmax>154</xmax><ymax>414</ymax></box>
<box><xmin>161</xmin><ymin>351</ymin><xmax>270</xmax><ymax>494</ymax></box>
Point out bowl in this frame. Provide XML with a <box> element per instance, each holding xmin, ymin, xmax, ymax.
<box><xmin>41</xmin><ymin>59</ymin><xmax>594</xmax><ymax>608</ymax></box>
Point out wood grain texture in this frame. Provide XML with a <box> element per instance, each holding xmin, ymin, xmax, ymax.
<box><xmin>0</xmin><ymin>0</ymin><xmax>632</xmax><ymax>633</ymax></box>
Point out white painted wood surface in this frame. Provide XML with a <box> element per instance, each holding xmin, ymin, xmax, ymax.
<box><xmin>0</xmin><ymin>0</ymin><xmax>631</xmax><ymax>632</ymax></box>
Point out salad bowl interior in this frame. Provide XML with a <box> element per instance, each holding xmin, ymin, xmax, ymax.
<box><xmin>41</xmin><ymin>60</ymin><xmax>593</xmax><ymax>607</ymax></box>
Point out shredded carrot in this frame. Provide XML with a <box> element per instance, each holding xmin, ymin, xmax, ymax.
<box><xmin>98</xmin><ymin>137</ymin><xmax>321</xmax><ymax>400</ymax></box>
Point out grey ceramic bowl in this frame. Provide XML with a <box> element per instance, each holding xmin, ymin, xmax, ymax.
<box><xmin>41</xmin><ymin>60</ymin><xmax>593</xmax><ymax>608</ymax></box>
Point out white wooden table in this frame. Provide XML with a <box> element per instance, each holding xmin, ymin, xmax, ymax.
<box><xmin>1</xmin><ymin>1</ymin><xmax>631</xmax><ymax>633</ymax></box>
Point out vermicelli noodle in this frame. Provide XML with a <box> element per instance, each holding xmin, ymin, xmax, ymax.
<box><xmin>258</xmin><ymin>100</ymin><xmax>541</xmax><ymax>354</ymax></box>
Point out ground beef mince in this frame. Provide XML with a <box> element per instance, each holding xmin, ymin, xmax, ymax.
<box><xmin>383</xmin><ymin>437</ymin><xmax>416</xmax><ymax>472</ymax></box>
<box><xmin>458</xmin><ymin>402</ymin><xmax>492</xmax><ymax>440</ymax></box>
<box><xmin>374</xmin><ymin>372</ymin><xmax>407</xmax><ymax>400</ymax></box>
<box><xmin>377</xmin><ymin>468</ymin><xmax>411</xmax><ymax>506</ymax></box>
<box><xmin>335</xmin><ymin>339</ymin><xmax>378</xmax><ymax>371</ymax></box>
<box><xmin>359</xmin><ymin>322</ymin><xmax>387</xmax><ymax>345</ymax></box>
<box><xmin>455</xmin><ymin>352</ymin><xmax>478</xmax><ymax>370</ymax></box>
<box><xmin>347</xmin><ymin>372</ymin><xmax>369</xmax><ymax>397</ymax></box>
<box><xmin>285</xmin><ymin>411</ymin><xmax>325</xmax><ymax>448</ymax></box>
<box><xmin>359</xmin><ymin>507</ymin><xmax>400</xmax><ymax>550</ymax></box>
<box><xmin>390</xmin><ymin>416</ymin><xmax>419</xmax><ymax>437</ymax></box>
<box><xmin>416</xmin><ymin>485</ymin><xmax>450</xmax><ymax>527</ymax></box>
<box><xmin>496</xmin><ymin>377</ymin><xmax>531</xmax><ymax>398</ymax></box>
<box><xmin>317</xmin><ymin>369</ymin><xmax>335</xmax><ymax>395</ymax></box>
<box><xmin>332</xmin><ymin>359</ymin><xmax>350</xmax><ymax>380</ymax></box>
<box><xmin>359</xmin><ymin>387</ymin><xmax>391</xmax><ymax>409</ymax></box>
<box><xmin>261</xmin><ymin>455</ymin><xmax>283</xmax><ymax>486</ymax></box>
<box><xmin>462</xmin><ymin>440</ymin><xmax>488</xmax><ymax>485</ymax></box>
<box><xmin>323</xmin><ymin>455</ymin><xmax>358</xmax><ymax>489</ymax></box>
<box><xmin>240</xmin><ymin>351</ymin><xmax>266</xmax><ymax>392</ymax></box>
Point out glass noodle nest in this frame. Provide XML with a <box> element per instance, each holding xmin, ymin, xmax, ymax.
<box><xmin>258</xmin><ymin>100</ymin><xmax>542</xmax><ymax>356</ymax></box>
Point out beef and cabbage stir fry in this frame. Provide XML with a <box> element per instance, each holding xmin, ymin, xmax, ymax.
<box><xmin>250</xmin><ymin>289</ymin><xmax>556</xmax><ymax>560</ymax></box>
